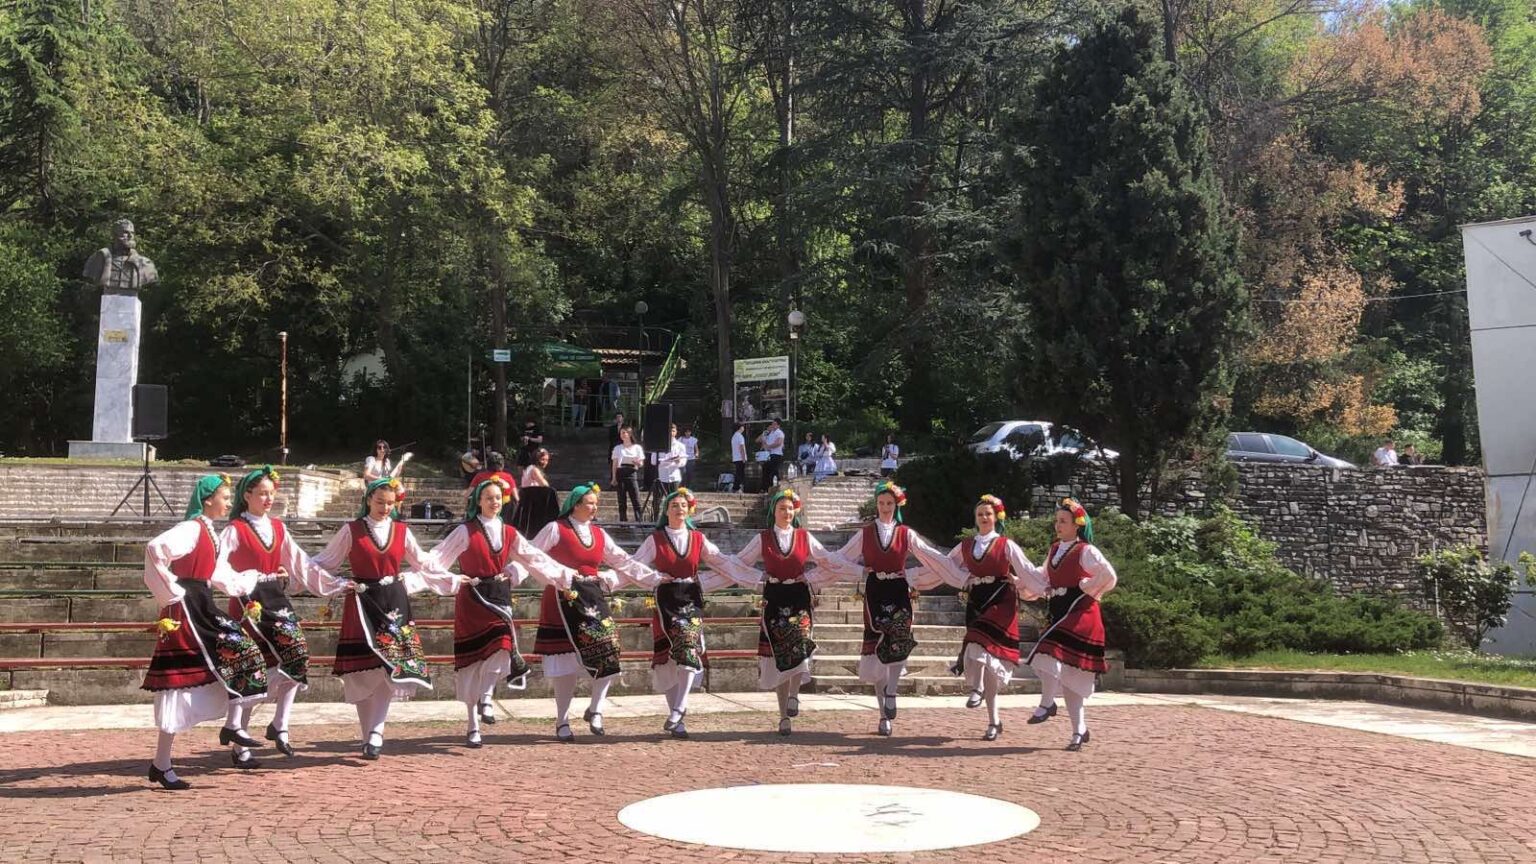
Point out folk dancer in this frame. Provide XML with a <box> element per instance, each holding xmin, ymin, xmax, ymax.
<box><xmin>629</xmin><ymin>487</ymin><xmax>760</xmax><ymax>738</ymax></box>
<box><xmin>1027</xmin><ymin>498</ymin><xmax>1118</xmax><ymax>750</ymax></box>
<box><xmin>530</xmin><ymin>482</ymin><xmax>663</xmax><ymax>741</ymax></box>
<box><xmin>143</xmin><ymin>475</ymin><xmax>269</xmax><ymax>789</ymax></box>
<box><xmin>426</xmin><ymin>476</ymin><xmax>579</xmax><ymax>748</ymax></box>
<box><xmin>309</xmin><ymin>478</ymin><xmax>466</xmax><ymax>760</ymax></box>
<box><xmin>830</xmin><ymin>481</ymin><xmax>966</xmax><ymax>736</ymax></box>
<box><xmin>733</xmin><ymin>487</ymin><xmax>859</xmax><ymax>735</ymax></box>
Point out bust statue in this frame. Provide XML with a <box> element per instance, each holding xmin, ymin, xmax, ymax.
<box><xmin>83</xmin><ymin>219</ymin><xmax>158</xmax><ymax>294</ymax></box>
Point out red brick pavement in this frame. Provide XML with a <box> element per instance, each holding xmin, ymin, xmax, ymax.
<box><xmin>1</xmin><ymin>705</ymin><xmax>1533</xmax><ymax>863</ymax></box>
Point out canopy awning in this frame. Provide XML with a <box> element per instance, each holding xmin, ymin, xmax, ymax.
<box><xmin>511</xmin><ymin>341</ymin><xmax>603</xmax><ymax>379</ymax></box>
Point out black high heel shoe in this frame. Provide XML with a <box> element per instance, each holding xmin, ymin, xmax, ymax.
<box><xmin>965</xmin><ymin>690</ymin><xmax>983</xmax><ymax>709</ymax></box>
<box><xmin>479</xmin><ymin>701</ymin><xmax>498</xmax><ymax>725</ymax></box>
<box><xmin>1066</xmin><ymin>730</ymin><xmax>1090</xmax><ymax>751</ymax></box>
<box><xmin>219</xmin><ymin>726</ymin><xmax>262</xmax><ymax>749</ymax></box>
<box><xmin>1027</xmin><ymin>704</ymin><xmax>1058</xmax><ymax>725</ymax></box>
<box><xmin>663</xmin><ymin>708</ymin><xmax>686</xmax><ymax>733</ymax></box>
<box><xmin>361</xmin><ymin>736</ymin><xmax>383</xmax><ymax>760</ymax></box>
<box><xmin>230</xmin><ymin>750</ymin><xmax>263</xmax><ymax>770</ymax></box>
<box><xmin>786</xmin><ymin>696</ymin><xmax>800</xmax><ymax>718</ymax></box>
<box><xmin>147</xmin><ymin>765</ymin><xmax>191</xmax><ymax>790</ymax></box>
<box><xmin>583</xmin><ymin>708</ymin><xmax>605</xmax><ymax>736</ymax></box>
<box><xmin>555</xmin><ymin>722</ymin><xmax>574</xmax><ymax>743</ymax></box>
<box><xmin>265</xmin><ymin>723</ymin><xmax>294</xmax><ymax>757</ymax></box>
<box><xmin>465</xmin><ymin>731</ymin><xmax>484</xmax><ymax>749</ymax></box>
<box><xmin>881</xmin><ymin>692</ymin><xmax>897</xmax><ymax>720</ymax></box>
<box><xmin>983</xmin><ymin>722</ymin><xmax>1003</xmax><ymax>742</ymax></box>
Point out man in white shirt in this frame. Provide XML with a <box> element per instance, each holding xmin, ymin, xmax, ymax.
<box><xmin>880</xmin><ymin>434</ymin><xmax>900</xmax><ymax>477</ymax></box>
<box><xmin>655</xmin><ymin>423</ymin><xmax>689</xmax><ymax>494</ymax></box>
<box><xmin>678</xmin><ymin>425</ymin><xmax>700</xmax><ymax>488</ymax></box>
<box><xmin>1372</xmin><ymin>439</ymin><xmax>1399</xmax><ymax>468</ymax></box>
<box><xmin>758</xmin><ymin>418</ymin><xmax>786</xmax><ymax>488</ymax></box>
<box><xmin>730</xmin><ymin>422</ymin><xmax>748</xmax><ymax>493</ymax></box>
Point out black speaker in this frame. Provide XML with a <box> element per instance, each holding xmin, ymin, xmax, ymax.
<box><xmin>642</xmin><ymin>403</ymin><xmax>673</xmax><ymax>452</ymax></box>
<box><xmin>132</xmin><ymin>384</ymin><xmax>169</xmax><ymax>441</ymax></box>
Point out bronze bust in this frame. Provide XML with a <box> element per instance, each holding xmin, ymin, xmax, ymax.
<box><xmin>84</xmin><ymin>219</ymin><xmax>158</xmax><ymax>294</ymax></box>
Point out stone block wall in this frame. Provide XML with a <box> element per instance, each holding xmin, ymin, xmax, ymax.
<box><xmin>0</xmin><ymin>463</ymin><xmax>350</xmax><ymax>521</ymax></box>
<box><xmin>1028</xmin><ymin>463</ymin><xmax>1487</xmax><ymax>598</ymax></box>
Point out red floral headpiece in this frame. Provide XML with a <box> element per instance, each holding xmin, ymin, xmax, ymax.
<box><xmin>978</xmin><ymin>494</ymin><xmax>1006</xmax><ymax>522</ymax></box>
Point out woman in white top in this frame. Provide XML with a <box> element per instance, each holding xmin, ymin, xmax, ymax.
<box><xmin>880</xmin><ymin>434</ymin><xmax>900</xmax><ymax>477</ymax></box>
<box><xmin>308</xmin><ymin>478</ymin><xmax>466</xmax><ymax>760</ymax></box>
<box><xmin>610</xmin><ymin>426</ymin><xmax>646</xmax><ymax>521</ymax></box>
<box><xmin>530</xmin><ymin>483</ymin><xmax>664</xmax><ymax>741</ymax></box>
<box><xmin>628</xmin><ymin>488</ymin><xmax>761</xmax><ymax>738</ymax></box>
<box><xmin>362</xmin><ymin>440</ymin><xmax>392</xmax><ymax>482</ymax></box>
<box><xmin>732</xmin><ymin>487</ymin><xmax>861</xmax><ymax>735</ymax></box>
<box><xmin>813</xmin><ymin>434</ymin><xmax>838</xmax><ymax>482</ymax></box>
<box><xmin>426</xmin><ymin>476</ymin><xmax>579</xmax><ymax>748</ymax></box>
<box><xmin>142</xmin><ymin>475</ymin><xmax>271</xmax><ymax>790</ymax></box>
<box><xmin>828</xmin><ymin>480</ymin><xmax>968</xmax><ymax>736</ymax></box>
<box><xmin>515</xmin><ymin>448</ymin><xmax>560</xmax><ymax>537</ymax></box>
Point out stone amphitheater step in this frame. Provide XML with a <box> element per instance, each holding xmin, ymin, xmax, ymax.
<box><xmin>809</xmin><ymin>674</ymin><xmax>1041</xmax><ymax>696</ymax></box>
<box><xmin>0</xmin><ymin>689</ymin><xmax>49</xmax><ymax>710</ymax></box>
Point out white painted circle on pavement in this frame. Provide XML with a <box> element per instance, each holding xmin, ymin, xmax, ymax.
<box><xmin>618</xmin><ymin>783</ymin><xmax>1040</xmax><ymax>853</ymax></box>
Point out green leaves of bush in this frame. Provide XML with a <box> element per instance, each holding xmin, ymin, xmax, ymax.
<box><xmin>1415</xmin><ymin>545</ymin><xmax>1529</xmax><ymax>650</ymax></box>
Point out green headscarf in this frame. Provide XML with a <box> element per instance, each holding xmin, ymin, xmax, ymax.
<box><xmin>184</xmin><ymin>474</ymin><xmax>232</xmax><ymax>521</ymax></box>
<box><xmin>871</xmin><ymin>479</ymin><xmax>907</xmax><ymax>524</ymax></box>
<box><xmin>656</xmin><ymin>487</ymin><xmax>698</xmax><ymax>531</ymax></box>
<box><xmin>1058</xmin><ymin>497</ymin><xmax>1094</xmax><ymax>543</ymax></box>
<box><xmin>358</xmin><ymin>476</ymin><xmax>403</xmax><ymax>519</ymax></box>
<box><xmin>765</xmin><ymin>486</ymin><xmax>804</xmax><ymax>529</ymax></box>
<box><xmin>230</xmin><ymin>466</ymin><xmax>280</xmax><ymax>519</ymax></box>
<box><xmin>559</xmin><ymin>481</ymin><xmax>602</xmax><ymax>519</ymax></box>
<box><xmin>466</xmin><ymin>476</ymin><xmax>513</xmax><ymax>522</ymax></box>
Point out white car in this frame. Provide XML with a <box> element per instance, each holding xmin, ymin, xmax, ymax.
<box><xmin>965</xmin><ymin>420</ymin><xmax>1118</xmax><ymax>462</ymax></box>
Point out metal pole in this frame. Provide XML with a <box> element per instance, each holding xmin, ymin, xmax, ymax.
<box><xmin>278</xmin><ymin>331</ymin><xmax>289</xmax><ymax>465</ymax></box>
<box><xmin>466</xmin><ymin>349</ymin><xmax>473</xmax><ymax>455</ymax></box>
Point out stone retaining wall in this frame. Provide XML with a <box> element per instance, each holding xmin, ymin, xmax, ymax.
<box><xmin>0</xmin><ymin>463</ymin><xmax>349</xmax><ymax>520</ymax></box>
<box><xmin>1030</xmin><ymin>462</ymin><xmax>1486</xmax><ymax>597</ymax></box>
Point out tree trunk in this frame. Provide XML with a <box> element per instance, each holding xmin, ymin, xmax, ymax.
<box><xmin>489</xmin><ymin>249</ymin><xmax>509</xmax><ymax>456</ymax></box>
<box><xmin>899</xmin><ymin>0</ymin><xmax>934</xmax><ymax>433</ymax></box>
<box><xmin>1116</xmin><ymin>442</ymin><xmax>1143</xmax><ymax>522</ymax></box>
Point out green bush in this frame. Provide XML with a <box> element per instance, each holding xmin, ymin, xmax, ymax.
<box><xmin>894</xmin><ymin>449</ymin><xmax>1084</xmax><ymax>542</ymax></box>
<box><xmin>997</xmin><ymin>505</ymin><xmax>1443</xmax><ymax>668</ymax></box>
<box><xmin>1416</xmin><ymin>545</ymin><xmax>1531</xmax><ymax>650</ymax></box>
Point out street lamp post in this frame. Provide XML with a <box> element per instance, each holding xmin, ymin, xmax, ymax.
<box><xmin>787</xmin><ymin>309</ymin><xmax>805</xmax><ymax>466</ymax></box>
<box><xmin>635</xmin><ymin>300</ymin><xmax>650</xmax><ymax>417</ymax></box>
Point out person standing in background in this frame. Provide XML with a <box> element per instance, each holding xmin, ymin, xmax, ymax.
<box><xmin>572</xmin><ymin>382</ymin><xmax>590</xmax><ymax>428</ymax></box>
<box><xmin>609</xmin><ymin>412</ymin><xmax>627</xmax><ymax>450</ymax></box>
<box><xmin>655</xmin><ymin>423</ymin><xmax>688</xmax><ymax>495</ymax></box>
<box><xmin>1372</xmin><ymin>439</ymin><xmax>1399</xmax><ymax>468</ymax></box>
<box><xmin>610</xmin><ymin>427</ymin><xmax>646</xmax><ymax>521</ymax></box>
<box><xmin>363</xmin><ymin>441</ymin><xmax>393</xmax><ymax>483</ymax></box>
<box><xmin>678</xmin><ymin>425</ymin><xmax>700</xmax><ymax>488</ymax></box>
<box><xmin>730</xmin><ymin>422</ymin><xmax>748</xmax><ymax>493</ymax></box>
<box><xmin>759</xmin><ymin>419</ymin><xmax>785</xmax><ymax>488</ymax></box>
<box><xmin>517</xmin><ymin>416</ymin><xmax>544</xmax><ymax>469</ymax></box>
<box><xmin>797</xmin><ymin>432</ymin><xmax>817</xmax><ymax>478</ymax></box>
<box><xmin>880</xmin><ymin>434</ymin><xmax>901</xmax><ymax>478</ymax></box>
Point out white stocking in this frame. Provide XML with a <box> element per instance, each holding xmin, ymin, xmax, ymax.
<box><xmin>224</xmin><ymin>701</ymin><xmax>244</xmax><ymax>733</ymax></box>
<box><xmin>775</xmin><ymin>681</ymin><xmax>791</xmax><ymax>717</ymax></box>
<box><xmin>153</xmin><ymin>731</ymin><xmax>176</xmax><ymax>771</ymax></box>
<box><xmin>673</xmin><ymin>670</ymin><xmax>697</xmax><ymax>715</ymax></box>
<box><xmin>587</xmin><ymin>676</ymin><xmax>613</xmax><ymax>716</ymax></box>
<box><xmin>552</xmin><ymin>675</ymin><xmax>578</xmax><ymax>726</ymax></box>
<box><xmin>269</xmin><ymin>678</ymin><xmax>300</xmax><ymax>737</ymax></box>
<box><xmin>883</xmin><ymin>664</ymin><xmax>903</xmax><ymax>699</ymax></box>
<box><xmin>361</xmin><ymin>688</ymin><xmax>391</xmax><ymax>746</ymax></box>
<box><xmin>466</xmin><ymin>702</ymin><xmax>481</xmax><ymax>736</ymax></box>
<box><xmin>1065</xmin><ymin>690</ymin><xmax>1087</xmax><ymax>735</ymax></box>
<box><xmin>984</xmin><ymin>672</ymin><xmax>1002</xmax><ymax>725</ymax></box>
<box><xmin>1037</xmin><ymin>670</ymin><xmax>1059</xmax><ymax>709</ymax></box>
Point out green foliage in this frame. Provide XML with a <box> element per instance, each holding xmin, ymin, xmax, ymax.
<box><xmin>1001</xmin><ymin>6</ymin><xmax>1248</xmax><ymax>518</ymax></box>
<box><xmin>894</xmin><ymin>450</ymin><xmax>1086</xmax><ymax>543</ymax></box>
<box><xmin>995</xmin><ymin>506</ymin><xmax>1443</xmax><ymax>668</ymax></box>
<box><xmin>1416</xmin><ymin>545</ymin><xmax>1528</xmax><ymax>650</ymax></box>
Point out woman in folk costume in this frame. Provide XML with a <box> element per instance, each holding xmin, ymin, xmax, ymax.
<box><xmin>733</xmin><ymin>487</ymin><xmax>858</xmax><ymax>736</ymax></box>
<box><xmin>142</xmin><ymin>475</ymin><xmax>269</xmax><ymax>790</ymax></box>
<box><xmin>530</xmin><ymin>482</ymin><xmax>663</xmax><ymax>741</ymax></box>
<box><xmin>426</xmin><ymin>475</ymin><xmax>579</xmax><ymax>748</ymax></box>
<box><xmin>944</xmin><ymin>494</ymin><xmax>1044</xmax><ymax>741</ymax></box>
<box><xmin>629</xmin><ymin>487</ymin><xmax>760</xmax><ymax>739</ymax></box>
<box><xmin>309</xmin><ymin>477</ymin><xmax>466</xmax><ymax>760</ymax></box>
<box><xmin>1027</xmin><ymin>497</ymin><xmax>1118</xmax><ymax>751</ymax></box>
<box><xmin>830</xmin><ymin>480</ymin><xmax>967</xmax><ymax>736</ymax></box>
<box><xmin>217</xmin><ymin>466</ymin><xmax>334</xmax><ymax>765</ymax></box>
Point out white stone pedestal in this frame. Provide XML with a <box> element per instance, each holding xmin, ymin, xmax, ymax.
<box><xmin>69</xmin><ymin>293</ymin><xmax>150</xmax><ymax>462</ymax></box>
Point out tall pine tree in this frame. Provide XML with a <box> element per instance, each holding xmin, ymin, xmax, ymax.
<box><xmin>1003</xmin><ymin>5</ymin><xmax>1247</xmax><ymax>518</ymax></box>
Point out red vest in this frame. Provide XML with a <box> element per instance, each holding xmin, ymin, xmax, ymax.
<box><xmin>651</xmin><ymin>529</ymin><xmax>703</xmax><ymax>579</ymax></box>
<box><xmin>1046</xmin><ymin>541</ymin><xmax>1088</xmax><ymax>588</ymax></box>
<box><xmin>168</xmin><ymin>519</ymin><xmax>218</xmax><ymax>582</ymax></box>
<box><xmin>347</xmin><ymin>518</ymin><xmax>406</xmax><ymax>581</ymax></box>
<box><xmin>961</xmin><ymin>535</ymin><xmax>1011</xmax><ymax>581</ymax></box>
<box><xmin>460</xmin><ymin>521</ymin><xmax>515</xmax><ymax>578</ymax></box>
<box><xmin>227</xmin><ymin>517</ymin><xmax>286</xmax><ymax>575</ymax></box>
<box><xmin>861</xmin><ymin>522</ymin><xmax>910</xmax><ymax>573</ymax></box>
<box><xmin>761</xmin><ymin>528</ymin><xmax>810</xmax><ymax>581</ymax></box>
<box><xmin>548</xmin><ymin>519</ymin><xmax>605</xmax><ymax>576</ymax></box>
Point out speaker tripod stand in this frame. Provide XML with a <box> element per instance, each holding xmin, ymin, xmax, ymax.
<box><xmin>110</xmin><ymin>438</ymin><xmax>175</xmax><ymax>518</ymax></box>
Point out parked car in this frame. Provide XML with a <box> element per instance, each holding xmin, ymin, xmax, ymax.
<box><xmin>965</xmin><ymin>420</ymin><xmax>1118</xmax><ymax>462</ymax></box>
<box><xmin>1225</xmin><ymin>432</ymin><xmax>1355</xmax><ymax>468</ymax></box>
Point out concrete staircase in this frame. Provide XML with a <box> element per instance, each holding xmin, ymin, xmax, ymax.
<box><xmin>797</xmin><ymin>475</ymin><xmax>880</xmax><ymax>530</ymax></box>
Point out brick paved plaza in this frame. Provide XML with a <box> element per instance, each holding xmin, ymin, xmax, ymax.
<box><xmin>2</xmin><ymin>702</ymin><xmax>1533</xmax><ymax>863</ymax></box>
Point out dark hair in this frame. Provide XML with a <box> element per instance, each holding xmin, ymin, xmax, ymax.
<box><xmin>488</xmin><ymin>451</ymin><xmax>506</xmax><ymax>470</ymax></box>
<box><xmin>374</xmin><ymin>439</ymin><xmax>390</xmax><ymax>455</ymax></box>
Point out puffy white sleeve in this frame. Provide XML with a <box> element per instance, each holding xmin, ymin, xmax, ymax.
<box><xmin>280</xmin><ymin>532</ymin><xmax>348</xmax><ymax>598</ymax></box>
<box><xmin>216</xmin><ymin>524</ymin><xmax>263</xmax><ymax>587</ymax></box>
<box><xmin>1078</xmin><ymin>544</ymin><xmax>1118</xmax><ymax>599</ymax></box>
<box><xmin>309</xmin><ymin>522</ymin><xmax>354</xmax><ymax>576</ymax></box>
<box><xmin>400</xmin><ymin>526</ymin><xmax>464</xmax><ymax>596</ymax></box>
<box><xmin>599</xmin><ymin>528</ymin><xmax>663</xmax><ymax>589</ymax></box>
<box><xmin>143</xmin><ymin>521</ymin><xmax>201</xmax><ymax>606</ymax></box>
<box><xmin>734</xmin><ymin>533</ymin><xmax>764</xmax><ymax>567</ymax></box>
<box><xmin>505</xmin><ymin>531</ymin><xmax>578</xmax><ymax>589</ymax></box>
<box><xmin>808</xmin><ymin>533</ymin><xmax>864</xmax><ymax>585</ymax></box>
<box><xmin>531</xmin><ymin>520</ymin><xmax>562</xmax><ymax>553</ymax></box>
<box><xmin>1007</xmin><ymin>540</ymin><xmax>1048</xmax><ymax>600</ymax></box>
<box><xmin>904</xmin><ymin>528</ymin><xmax>970</xmax><ymax>588</ymax></box>
<box><xmin>207</xmin><ymin>531</ymin><xmax>260</xmax><ymax>599</ymax></box>
<box><xmin>699</xmin><ymin>535</ymin><xmax>762</xmax><ymax>590</ymax></box>
<box><xmin>425</xmin><ymin>523</ymin><xmax>472</xmax><ymax>573</ymax></box>
<box><xmin>833</xmin><ymin>531</ymin><xmax>864</xmax><ymax>566</ymax></box>
<box><xmin>630</xmin><ymin>535</ymin><xmax>659</xmax><ymax>567</ymax></box>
